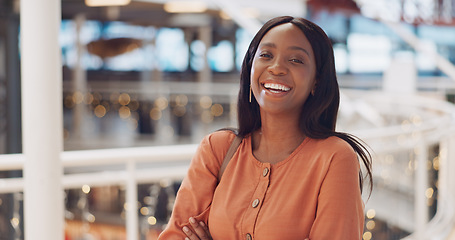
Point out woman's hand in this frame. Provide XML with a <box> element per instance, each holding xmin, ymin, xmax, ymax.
<box><xmin>182</xmin><ymin>217</ymin><xmax>212</xmax><ymax>240</ymax></box>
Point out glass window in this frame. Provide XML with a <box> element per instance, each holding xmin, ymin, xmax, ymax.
<box><xmin>418</xmin><ymin>25</ymin><xmax>455</xmax><ymax>46</ymax></box>
<box><xmin>333</xmin><ymin>43</ymin><xmax>348</xmax><ymax>74</ymax></box>
<box><xmin>312</xmin><ymin>11</ymin><xmax>348</xmax><ymax>42</ymax></box>
<box><xmin>348</xmin><ymin>33</ymin><xmax>391</xmax><ymax>73</ymax></box>
<box><xmin>61</xmin><ymin>20</ymin><xmax>103</xmax><ymax>70</ymax></box>
<box><xmin>190</xmin><ymin>40</ymin><xmax>206</xmax><ymax>72</ymax></box>
<box><xmin>156</xmin><ymin>28</ymin><xmax>189</xmax><ymax>72</ymax></box>
<box><xmin>415</xmin><ymin>40</ymin><xmax>437</xmax><ymax>72</ymax></box>
<box><xmin>235</xmin><ymin>28</ymin><xmax>252</xmax><ymax>70</ymax></box>
<box><xmin>208</xmin><ymin>40</ymin><xmax>234</xmax><ymax>72</ymax></box>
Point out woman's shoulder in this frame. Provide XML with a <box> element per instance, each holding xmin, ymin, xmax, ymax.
<box><xmin>308</xmin><ymin>136</ymin><xmax>360</xmax><ymax>171</ymax></box>
<box><xmin>207</xmin><ymin>129</ymin><xmax>237</xmax><ymax>143</ymax></box>
<box><xmin>311</xmin><ymin>135</ymin><xmax>356</xmax><ymax>155</ymax></box>
<box><xmin>201</xmin><ymin>129</ymin><xmax>238</xmax><ymax>158</ymax></box>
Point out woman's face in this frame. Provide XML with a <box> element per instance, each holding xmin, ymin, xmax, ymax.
<box><xmin>250</xmin><ymin>23</ymin><xmax>317</xmax><ymax>116</ymax></box>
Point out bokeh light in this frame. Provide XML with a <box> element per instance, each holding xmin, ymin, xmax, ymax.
<box><xmin>94</xmin><ymin>105</ymin><xmax>107</xmax><ymax>118</ymax></box>
<box><xmin>211</xmin><ymin>104</ymin><xmax>223</xmax><ymax>117</ymax></box>
<box><xmin>199</xmin><ymin>96</ymin><xmax>212</xmax><ymax>109</ymax></box>
<box><xmin>366</xmin><ymin>209</ymin><xmax>376</xmax><ymax>219</ymax></box>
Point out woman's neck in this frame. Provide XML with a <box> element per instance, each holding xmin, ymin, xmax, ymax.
<box><xmin>251</xmin><ymin>113</ymin><xmax>306</xmax><ymax>164</ymax></box>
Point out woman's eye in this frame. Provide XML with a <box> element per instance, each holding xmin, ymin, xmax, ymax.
<box><xmin>259</xmin><ymin>53</ymin><xmax>272</xmax><ymax>58</ymax></box>
<box><xmin>290</xmin><ymin>58</ymin><xmax>304</xmax><ymax>64</ymax></box>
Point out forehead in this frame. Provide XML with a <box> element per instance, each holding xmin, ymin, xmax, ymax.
<box><xmin>259</xmin><ymin>23</ymin><xmax>313</xmax><ymax>54</ymax></box>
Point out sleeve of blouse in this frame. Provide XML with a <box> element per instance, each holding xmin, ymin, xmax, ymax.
<box><xmin>309</xmin><ymin>142</ymin><xmax>365</xmax><ymax>240</ymax></box>
<box><xmin>157</xmin><ymin>132</ymin><xmax>234</xmax><ymax>239</ymax></box>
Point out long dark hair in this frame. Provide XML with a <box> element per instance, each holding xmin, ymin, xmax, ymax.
<box><xmin>236</xmin><ymin>16</ymin><xmax>373</xmax><ymax>194</ymax></box>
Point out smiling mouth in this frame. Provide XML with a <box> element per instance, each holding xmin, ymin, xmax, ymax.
<box><xmin>263</xmin><ymin>83</ymin><xmax>291</xmax><ymax>93</ymax></box>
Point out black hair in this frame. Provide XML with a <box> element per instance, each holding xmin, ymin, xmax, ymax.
<box><xmin>236</xmin><ymin>16</ymin><xmax>372</xmax><ymax>194</ymax></box>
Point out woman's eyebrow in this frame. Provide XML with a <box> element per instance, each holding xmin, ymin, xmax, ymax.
<box><xmin>259</xmin><ymin>42</ymin><xmax>310</xmax><ymax>57</ymax></box>
<box><xmin>259</xmin><ymin>42</ymin><xmax>276</xmax><ymax>49</ymax></box>
<box><xmin>289</xmin><ymin>46</ymin><xmax>310</xmax><ymax>57</ymax></box>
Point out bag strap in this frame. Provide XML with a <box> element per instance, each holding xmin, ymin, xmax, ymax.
<box><xmin>218</xmin><ymin>135</ymin><xmax>242</xmax><ymax>182</ymax></box>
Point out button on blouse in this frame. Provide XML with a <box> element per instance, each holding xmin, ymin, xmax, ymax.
<box><xmin>246</xmin><ymin>233</ymin><xmax>252</xmax><ymax>240</ymax></box>
<box><xmin>252</xmin><ymin>199</ymin><xmax>260</xmax><ymax>208</ymax></box>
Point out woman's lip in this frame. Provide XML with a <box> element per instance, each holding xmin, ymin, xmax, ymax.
<box><xmin>261</xmin><ymin>80</ymin><xmax>291</xmax><ymax>87</ymax></box>
<box><xmin>263</xmin><ymin>83</ymin><xmax>291</xmax><ymax>92</ymax></box>
<box><xmin>260</xmin><ymin>83</ymin><xmax>292</xmax><ymax>97</ymax></box>
<box><xmin>261</xmin><ymin>81</ymin><xmax>292</xmax><ymax>92</ymax></box>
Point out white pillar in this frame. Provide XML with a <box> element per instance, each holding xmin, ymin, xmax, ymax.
<box><xmin>20</xmin><ymin>0</ymin><xmax>63</xmax><ymax>240</ymax></box>
<box><xmin>446</xmin><ymin>133</ymin><xmax>455</xmax><ymax>239</ymax></box>
<box><xmin>197</xmin><ymin>26</ymin><xmax>212</xmax><ymax>84</ymax></box>
<box><xmin>383</xmin><ymin>54</ymin><xmax>417</xmax><ymax>94</ymax></box>
<box><xmin>437</xmin><ymin>138</ymin><xmax>449</xmax><ymax>208</ymax></box>
<box><xmin>72</xmin><ymin>13</ymin><xmax>88</xmax><ymax>140</ymax></box>
<box><xmin>196</xmin><ymin>26</ymin><xmax>212</xmax><ymax>140</ymax></box>
<box><xmin>414</xmin><ymin>143</ymin><xmax>429</xmax><ymax>237</ymax></box>
<box><xmin>126</xmin><ymin>161</ymin><xmax>139</xmax><ymax>240</ymax></box>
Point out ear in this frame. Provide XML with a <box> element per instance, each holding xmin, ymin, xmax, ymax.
<box><xmin>311</xmin><ymin>80</ymin><xmax>318</xmax><ymax>96</ymax></box>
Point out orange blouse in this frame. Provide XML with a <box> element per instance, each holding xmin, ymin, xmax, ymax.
<box><xmin>158</xmin><ymin>130</ymin><xmax>364</xmax><ymax>240</ymax></box>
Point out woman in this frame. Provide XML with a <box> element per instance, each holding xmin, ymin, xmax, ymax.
<box><xmin>158</xmin><ymin>16</ymin><xmax>373</xmax><ymax>240</ymax></box>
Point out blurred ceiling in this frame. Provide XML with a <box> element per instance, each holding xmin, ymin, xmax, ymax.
<box><xmin>60</xmin><ymin>0</ymin><xmax>306</xmax><ymax>29</ymax></box>
<box><xmin>0</xmin><ymin>0</ymin><xmax>447</xmax><ymax>27</ymax></box>
<box><xmin>59</xmin><ymin>0</ymin><xmax>455</xmax><ymax>27</ymax></box>
<box><xmin>61</xmin><ymin>0</ymin><xmax>174</xmax><ymax>26</ymax></box>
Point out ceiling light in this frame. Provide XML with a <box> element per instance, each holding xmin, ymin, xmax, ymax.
<box><xmin>164</xmin><ymin>1</ymin><xmax>208</xmax><ymax>13</ymax></box>
<box><xmin>242</xmin><ymin>8</ymin><xmax>260</xmax><ymax>19</ymax></box>
<box><xmin>85</xmin><ymin>0</ymin><xmax>131</xmax><ymax>7</ymax></box>
<box><xmin>219</xmin><ymin>11</ymin><xmax>231</xmax><ymax>20</ymax></box>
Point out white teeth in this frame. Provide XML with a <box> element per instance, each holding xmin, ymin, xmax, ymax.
<box><xmin>263</xmin><ymin>83</ymin><xmax>291</xmax><ymax>92</ymax></box>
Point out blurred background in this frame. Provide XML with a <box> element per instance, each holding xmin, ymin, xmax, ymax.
<box><xmin>1</xmin><ymin>0</ymin><xmax>455</xmax><ymax>239</ymax></box>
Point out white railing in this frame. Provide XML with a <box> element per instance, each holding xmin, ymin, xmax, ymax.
<box><xmin>1</xmin><ymin>90</ymin><xmax>455</xmax><ymax>239</ymax></box>
<box><xmin>0</xmin><ymin>144</ymin><xmax>198</xmax><ymax>193</ymax></box>
<box><xmin>344</xmin><ymin>90</ymin><xmax>455</xmax><ymax>239</ymax></box>
<box><xmin>0</xmin><ymin>144</ymin><xmax>198</xmax><ymax>239</ymax></box>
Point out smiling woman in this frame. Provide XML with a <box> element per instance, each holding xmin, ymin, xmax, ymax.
<box><xmin>158</xmin><ymin>16</ymin><xmax>373</xmax><ymax>240</ymax></box>
<box><xmin>250</xmin><ymin>22</ymin><xmax>317</xmax><ymax>117</ymax></box>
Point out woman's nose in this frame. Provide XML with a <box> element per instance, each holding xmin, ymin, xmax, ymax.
<box><xmin>268</xmin><ymin>60</ymin><xmax>287</xmax><ymax>76</ymax></box>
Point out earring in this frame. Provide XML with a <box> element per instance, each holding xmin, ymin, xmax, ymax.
<box><xmin>311</xmin><ymin>83</ymin><xmax>317</xmax><ymax>96</ymax></box>
<box><xmin>249</xmin><ymin>86</ymin><xmax>252</xmax><ymax>103</ymax></box>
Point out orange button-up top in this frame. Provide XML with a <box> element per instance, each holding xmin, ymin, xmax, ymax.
<box><xmin>158</xmin><ymin>130</ymin><xmax>364</xmax><ymax>240</ymax></box>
